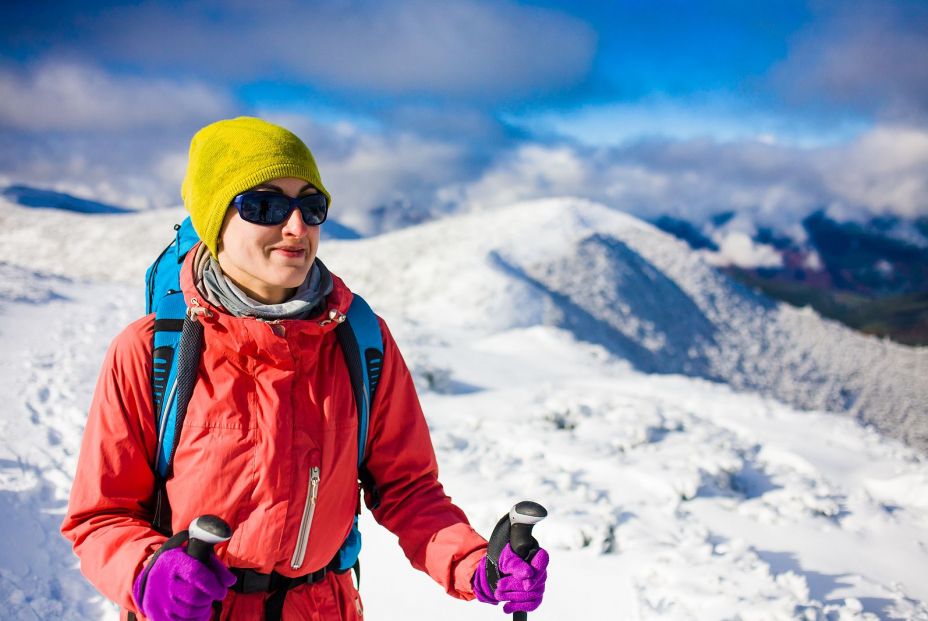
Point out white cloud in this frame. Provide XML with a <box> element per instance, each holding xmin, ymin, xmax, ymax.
<box><xmin>251</xmin><ymin>108</ymin><xmax>520</xmax><ymax>230</ymax></box>
<box><xmin>444</xmin><ymin>145</ymin><xmax>592</xmax><ymax>212</ymax></box>
<box><xmin>803</xmin><ymin>250</ymin><xmax>823</xmax><ymax>271</ymax></box>
<box><xmin>3</xmin><ymin>96</ymin><xmax>926</xmax><ymax>235</ymax></box>
<box><xmin>446</xmin><ymin>124</ymin><xmax>928</xmax><ymax>227</ymax></box>
<box><xmin>707</xmin><ymin>233</ymin><xmax>783</xmax><ymax>269</ymax></box>
<box><xmin>769</xmin><ymin>1</ymin><xmax>928</xmax><ymax>123</ymax></box>
<box><xmin>300</xmin><ymin>0</ymin><xmax>595</xmax><ymax>98</ymax></box>
<box><xmin>818</xmin><ymin>125</ymin><xmax>928</xmax><ymax>220</ymax></box>
<box><xmin>89</xmin><ymin>0</ymin><xmax>596</xmax><ymax>102</ymax></box>
<box><xmin>507</xmin><ymin>96</ymin><xmax>870</xmax><ymax>148</ymax></box>
<box><xmin>153</xmin><ymin>151</ymin><xmax>189</xmax><ymax>191</ymax></box>
<box><xmin>0</xmin><ymin>62</ymin><xmax>235</xmax><ymax>131</ymax></box>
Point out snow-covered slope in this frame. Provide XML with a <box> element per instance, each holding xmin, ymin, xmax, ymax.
<box><xmin>1</xmin><ymin>196</ymin><xmax>927</xmax><ymax>620</ymax></box>
<box><xmin>320</xmin><ymin>198</ymin><xmax>927</xmax><ymax>453</ymax></box>
<box><xmin>0</xmin><ymin>265</ymin><xmax>136</xmax><ymax>619</ymax></box>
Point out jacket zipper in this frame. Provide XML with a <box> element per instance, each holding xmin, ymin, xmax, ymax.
<box><xmin>290</xmin><ymin>465</ymin><xmax>321</xmax><ymax>569</ymax></box>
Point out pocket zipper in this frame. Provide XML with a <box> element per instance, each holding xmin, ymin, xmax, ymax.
<box><xmin>290</xmin><ymin>465</ymin><xmax>321</xmax><ymax>569</ymax></box>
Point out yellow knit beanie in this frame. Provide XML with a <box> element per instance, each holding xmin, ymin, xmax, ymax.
<box><xmin>181</xmin><ymin>116</ymin><xmax>331</xmax><ymax>257</ymax></box>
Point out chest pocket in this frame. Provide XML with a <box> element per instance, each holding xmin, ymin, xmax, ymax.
<box><xmin>183</xmin><ymin>358</ymin><xmax>258</xmax><ymax>430</ymax></box>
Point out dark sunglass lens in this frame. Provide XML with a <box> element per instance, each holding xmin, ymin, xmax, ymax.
<box><xmin>239</xmin><ymin>193</ymin><xmax>290</xmax><ymax>225</ymax></box>
<box><xmin>296</xmin><ymin>194</ymin><xmax>328</xmax><ymax>225</ymax></box>
<box><xmin>264</xmin><ymin>196</ymin><xmax>293</xmax><ymax>224</ymax></box>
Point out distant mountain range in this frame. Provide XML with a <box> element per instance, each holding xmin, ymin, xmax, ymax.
<box><xmin>652</xmin><ymin>210</ymin><xmax>928</xmax><ymax>346</ymax></box>
<box><xmin>2</xmin><ymin>185</ymin><xmax>132</xmax><ymax>214</ymax></box>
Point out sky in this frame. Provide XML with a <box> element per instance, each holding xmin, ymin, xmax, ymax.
<box><xmin>1</xmin><ymin>0</ymin><xmax>927</xmax><ymax>234</ymax></box>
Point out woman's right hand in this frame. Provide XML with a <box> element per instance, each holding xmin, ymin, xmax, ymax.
<box><xmin>132</xmin><ymin>546</ymin><xmax>236</xmax><ymax>621</ymax></box>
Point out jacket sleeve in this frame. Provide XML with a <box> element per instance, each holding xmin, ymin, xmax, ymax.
<box><xmin>60</xmin><ymin>315</ymin><xmax>167</xmax><ymax>612</ymax></box>
<box><xmin>365</xmin><ymin>318</ymin><xmax>488</xmax><ymax>600</ymax></box>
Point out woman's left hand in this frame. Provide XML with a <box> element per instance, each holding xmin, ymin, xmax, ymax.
<box><xmin>472</xmin><ymin>543</ymin><xmax>549</xmax><ymax>613</ymax></box>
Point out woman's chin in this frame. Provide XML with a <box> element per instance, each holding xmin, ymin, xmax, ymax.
<box><xmin>273</xmin><ymin>277</ymin><xmax>309</xmax><ymax>291</ymax></box>
<box><xmin>264</xmin><ymin>266</ymin><xmax>312</xmax><ymax>290</ymax></box>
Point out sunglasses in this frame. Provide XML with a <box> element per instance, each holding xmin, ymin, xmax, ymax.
<box><xmin>230</xmin><ymin>191</ymin><xmax>328</xmax><ymax>226</ymax></box>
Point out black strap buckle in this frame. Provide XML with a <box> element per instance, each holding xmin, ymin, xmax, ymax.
<box><xmin>234</xmin><ymin>568</ymin><xmax>271</xmax><ymax>594</ymax></box>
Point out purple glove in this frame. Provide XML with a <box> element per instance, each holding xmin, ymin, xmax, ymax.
<box><xmin>132</xmin><ymin>546</ymin><xmax>236</xmax><ymax>621</ymax></box>
<box><xmin>472</xmin><ymin>543</ymin><xmax>549</xmax><ymax>614</ymax></box>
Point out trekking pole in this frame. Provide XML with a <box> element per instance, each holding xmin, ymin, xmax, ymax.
<box><xmin>508</xmin><ymin>502</ymin><xmax>547</xmax><ymax>621</ymax></box>
<box><xmin>187</xmin><ymin>515</ymin><xmax>232</xmax><ymax>562</ymax></box>
<box><xmin>486</xmin><ymin>501</ymin><xmax>548</xmax><ymax>621</ymax></box>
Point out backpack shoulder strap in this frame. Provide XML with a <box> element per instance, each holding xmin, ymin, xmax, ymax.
<box><xmin>335</xmin><ymin>294</ymin><xmax>384</xmax><ymax>469</ymax></box>
<box><xmin>335</xmin><ymin>293</ymin><xmax>384</xmax><ymax>519</ymax></box>
<box><xmin>156</xmin><ymin>315</ymin><xmax>204</xmax><ymax>478</ymax></box>
<box><xmin>151</xmin><ymin>297</ymin><xmax>206</xmax><ymax>533</ymax></box>
<box><xmin>332</xmin><ymin>293</ymin><xmax>384</xmax><ymax>576</ymax></box>
<box><xmin>152</xmin><ymin>292</ymin><xmax>187</xmax><ymax>477</ymax></box>
<box><xmin>145</xmin><ymin>218</ymin><xmax>202</xmax><ymax>532</ymax></box>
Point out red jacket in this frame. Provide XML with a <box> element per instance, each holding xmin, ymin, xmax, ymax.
<box><xmin>61</xmin><ymin>247</ymin><xmax>488</xmax><ymax>619</ymax></box>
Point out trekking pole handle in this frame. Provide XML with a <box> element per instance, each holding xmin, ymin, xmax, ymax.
<box><xmin>187</xmin><ymin>515</ymin><xmax>232</xmax><ymax>563</ymax></box>
<box><xmin>508</xmin><ymin>501</ymin><xmax>547</xmax><ymax>621</ymax></box>
<box><xmin>509</xmin><ymin>501</ymin><xmax>547</xmax><ymax>559</ymax></box>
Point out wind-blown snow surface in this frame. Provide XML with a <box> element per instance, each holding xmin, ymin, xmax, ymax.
<box><xmin>0</xmin><ymin>197</ymin><xmax>927</xmax><ymax>620</ymax></box>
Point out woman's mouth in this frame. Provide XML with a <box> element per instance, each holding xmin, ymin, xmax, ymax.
<box><xmin>273</xmin><ymin>247</ymin><xmax>306</xmax><ymax>259</ymax></box>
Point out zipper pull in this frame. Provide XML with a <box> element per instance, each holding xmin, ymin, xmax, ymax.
<box><xmin>318</xmin><ymin>309</ymin><xmax>347</xmax><ymax>326</ymax></box>
<box><xmin>187</xmin><ymin>297</ymin><xmax>213</xmax><ymax>320</ymax></box>
<box><xmin>310</xmin><ymin>466</ymin><xmax>321</xmax><ymax>503</ymax></box>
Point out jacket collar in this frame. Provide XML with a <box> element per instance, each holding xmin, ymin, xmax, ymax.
<box><xmin>179</xmin><ymin>242</ymin><xmax>354</xmax><ymax>336</ymax></box>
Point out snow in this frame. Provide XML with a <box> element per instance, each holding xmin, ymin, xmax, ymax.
<box><xmin>1</xmin><ymin>197</ymin><xmax>927</xmax><ymax>620</ymax></box>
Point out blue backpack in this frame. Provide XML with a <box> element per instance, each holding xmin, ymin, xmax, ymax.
<box><xmin>144</xmin><ymin>217</ymin><xmax>382</xmax><ymax>577</ymax></box>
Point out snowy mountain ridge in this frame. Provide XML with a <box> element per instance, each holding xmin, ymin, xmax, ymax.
<box><xmin>320</xmin><ymin>198</ymin><xmax>928</xmax><ymax>453</ymax></box>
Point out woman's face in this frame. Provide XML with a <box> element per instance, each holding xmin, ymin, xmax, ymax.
<box><xmin>217</xmin><ymin>177</ymin><xmax>322</xmax><ymax>305</ymax></box>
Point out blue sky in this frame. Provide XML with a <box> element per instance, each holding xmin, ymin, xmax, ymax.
<box><xmin>1</xmin><ymin>0</ymin><xmax>927</xmax><ymax>232</ymax></box>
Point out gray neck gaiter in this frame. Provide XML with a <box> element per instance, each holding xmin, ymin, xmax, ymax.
<box><xmin>195</xmin><ymin>244</ymin><xmax>334</xmax><ymax>320</ymax></box>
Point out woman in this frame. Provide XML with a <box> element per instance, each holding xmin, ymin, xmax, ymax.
<box><xmin>61</xmin><ymin>117</ymin><xmax>548</xmax><ymax>620</ymax></box>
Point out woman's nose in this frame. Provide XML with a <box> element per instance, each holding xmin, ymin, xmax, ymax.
<box><xmin>281</xmin><ymin>206</ymin><xmax>309</xmax><ymax>236</ymax></box>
